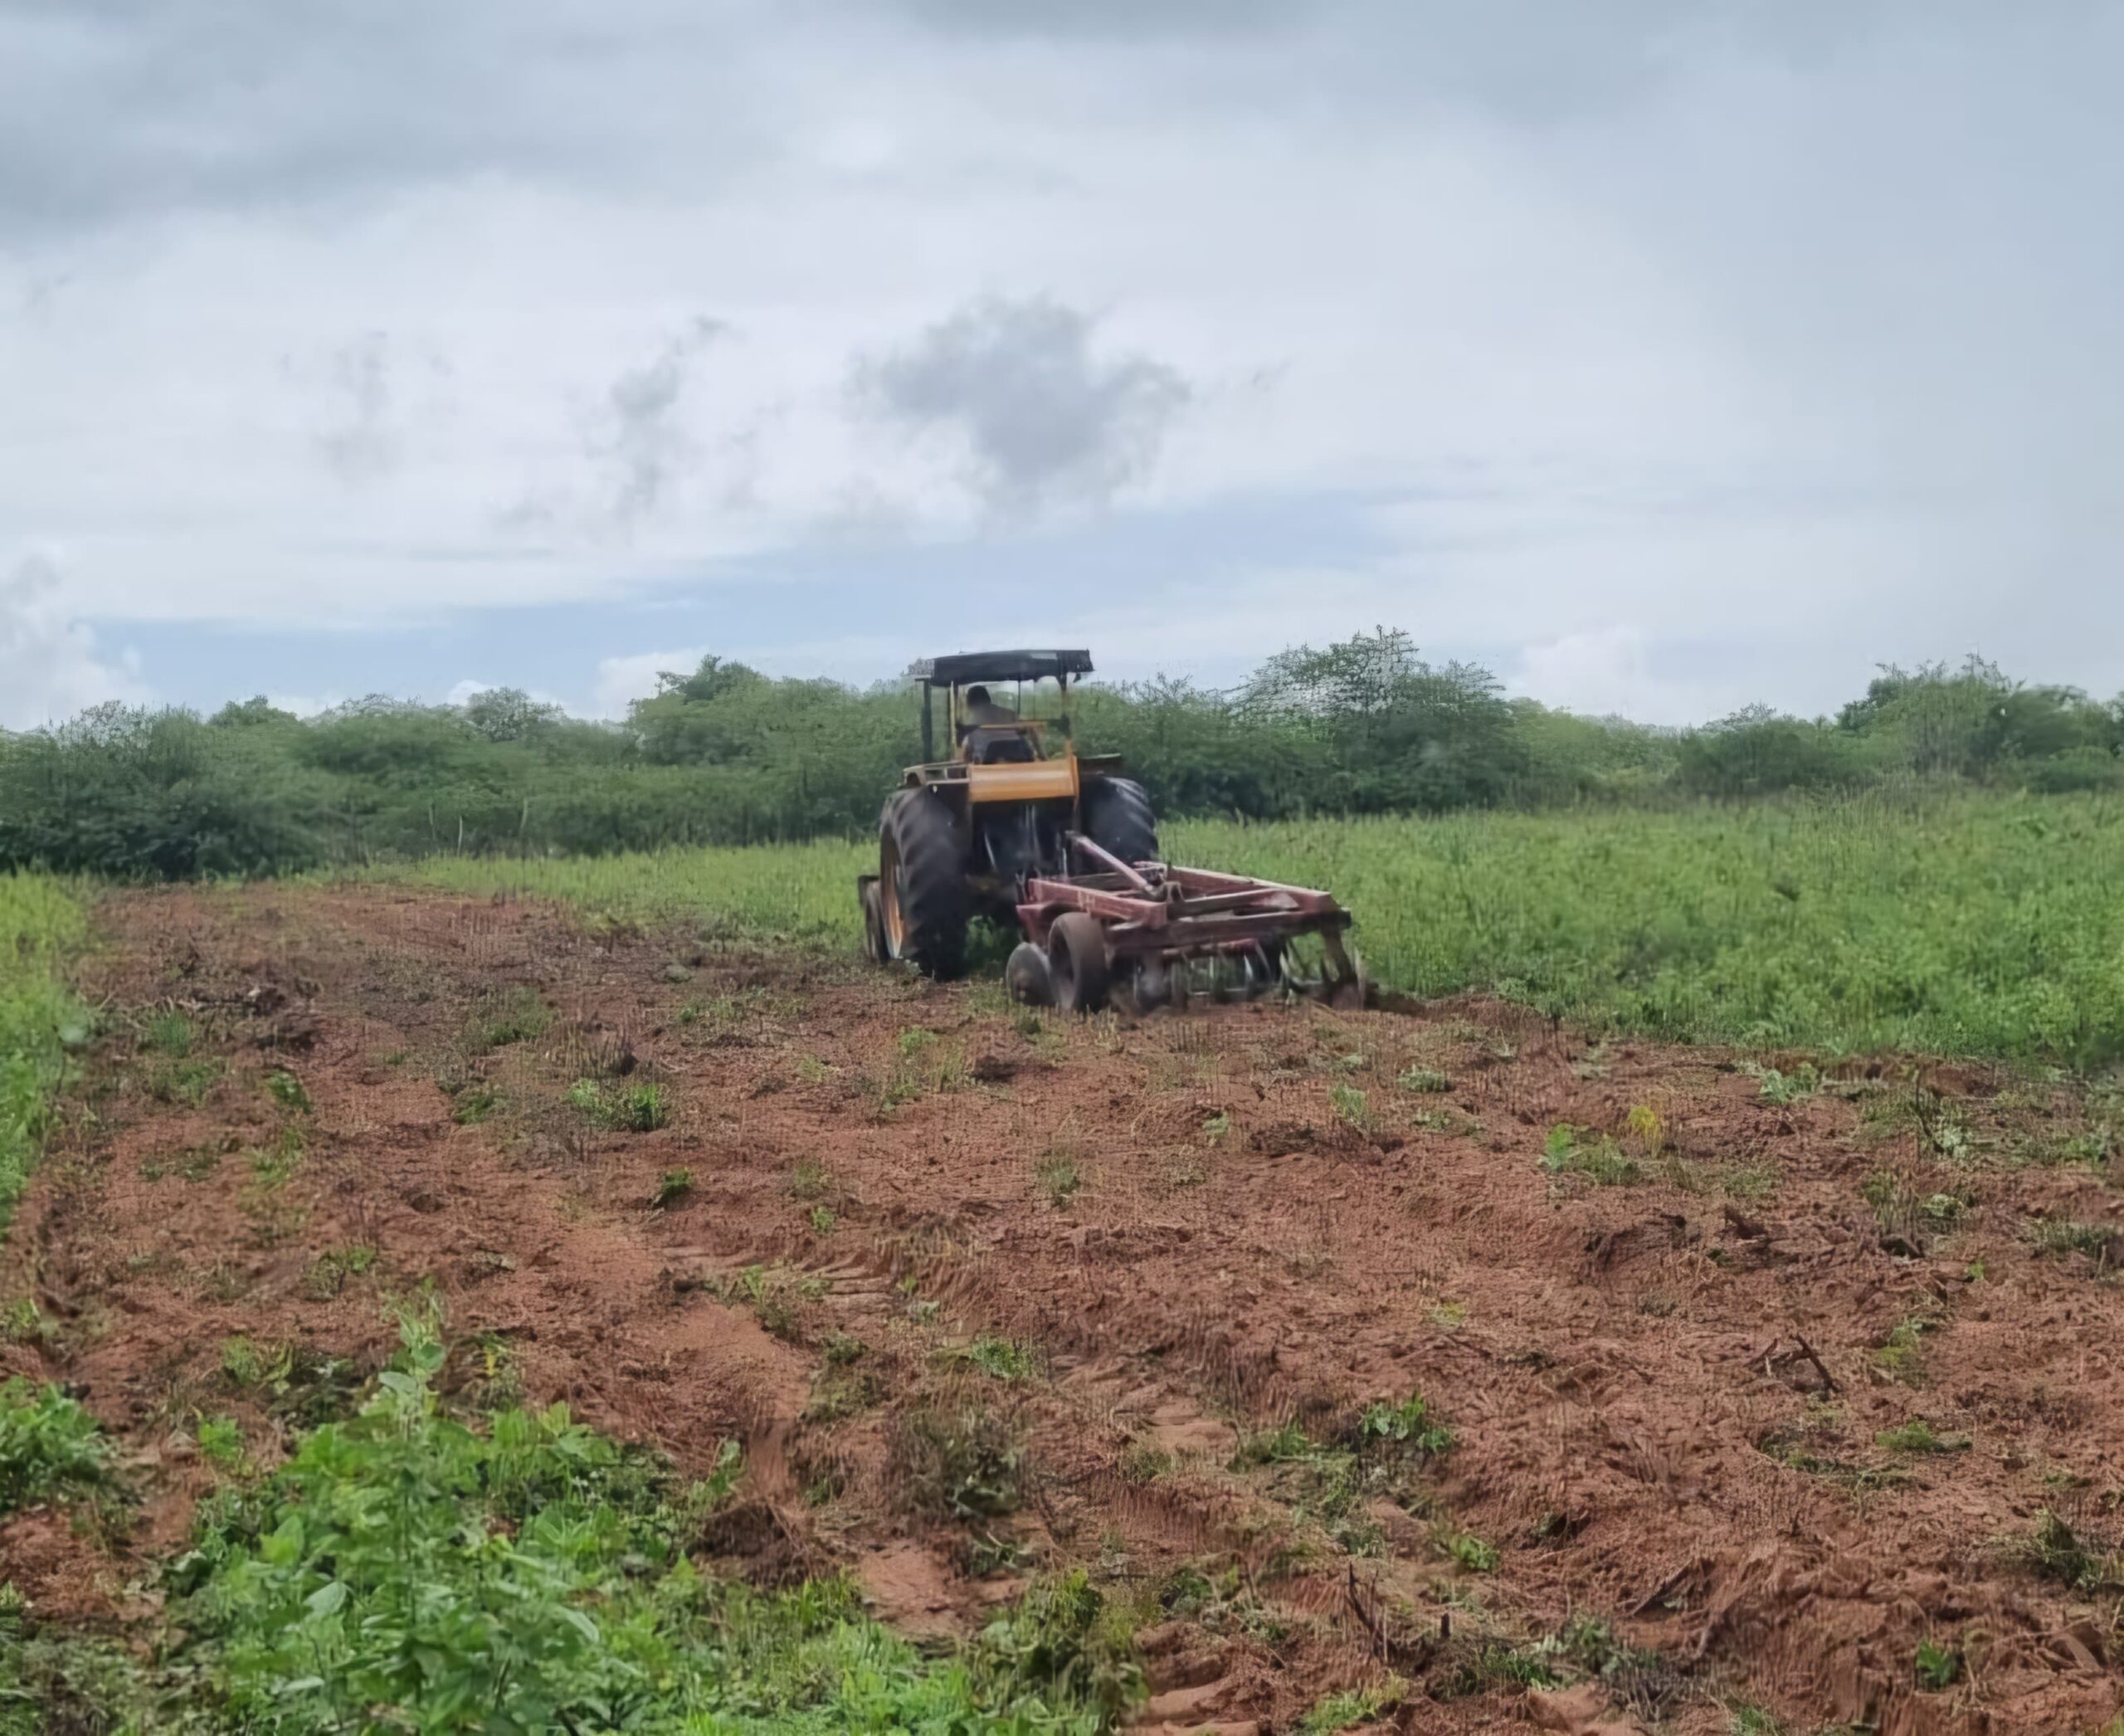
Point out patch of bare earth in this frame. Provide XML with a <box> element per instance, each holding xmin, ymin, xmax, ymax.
<box><xmin>2</xmin><ymin>882</ymin><xmax>2120</xmax><ymax>1734</ymax></box>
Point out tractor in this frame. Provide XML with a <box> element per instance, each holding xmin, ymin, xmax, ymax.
<box><xmin>858</xmin><ymin>648</ymin><xmax>1359</xmax><ymax>1013</ymax></box>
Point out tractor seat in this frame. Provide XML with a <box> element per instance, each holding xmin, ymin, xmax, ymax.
<box><xmin>962</xmin><ymin>726</ymin><xmax>1036</xmax><ymax>765</ymax></box>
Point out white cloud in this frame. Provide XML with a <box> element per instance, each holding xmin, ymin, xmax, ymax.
<box><xmin>0</xmin><ymin>551</ymin><xmax>148</xmax><ymax>729</ymax></box>
<box><xmin>0</xmin><ymin>1</ymin><xmax>2117</xmax><ymax>719</ymax></box>
<box><xmin>589</xmin><ymin>649</ymin><xmax>699</xmax><ymax>719</ymax></box>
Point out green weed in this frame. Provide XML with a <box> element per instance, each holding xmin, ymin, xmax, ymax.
<box><xmin>567</xmin><ymin>1078</ymin><xmax>670</xmax><ymax>1132</ymax></box>
<box><xmin>0</xmin><ymin>1380</ymin><xmax>113</xmax><ymax>1514</ymax></box>
<box><xmin>890</xmin><ymin>1404</ymin><xmax>1025</xmax><ymax>1522</ymax></box>
<box><xmin>1035</xmin><ymin>1152</ymin><xmax>1083</xmax><ymax>1207</ymax></box>
<box><xmin>654</xmin><ymin>1168</ymin><xmax>694</xmax><ymax>1208</ymax></box>
<box><xmin>1874</xmin><ymin>1420</ymin><xmax>1968</xmax><ymax>1455</ymax></box>
<box><xmin>949</xmin><ymin>1336</ymin><xmax>1040</xmax><ymax>1382</ymax></box>
<box><xmin>264</xmin><ymin>1068</ymin><xmax>312</xmax><ymax>1113</ymax></box>
<box><xmin>145</xmin><ymin>1011</ymin><xmax>194</xmax><ymax>1057</ymax></box>
<box><xmin>1913</xmin><ymin>1638</ymin><xmax>1960</xmax><ymax>1690</ymax></box>
<box><xmin>1541</xmin><ymin>1124</ymin><xmax>1640</xmax><ymax>1186</ymax></box>
<box><xmin>467</xmin><ymin>986</ymin><xmax>550</xmax><ymax>1049</ymax></box>
<box><xmin>149</xmin><ymin>1057</ymin><xmax>222</xmax><ymax>1106</ymax></box>
<box><xmin>194</xmin><ymin>1415</ymin><xmax>246</xmax><ymax>1472</ymax></box>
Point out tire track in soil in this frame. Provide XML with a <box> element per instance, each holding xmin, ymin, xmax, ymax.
<box><xmin>1</xmin><ymin>883</ymin><xmax>2119</xmax><ymax>1735</ymax></box>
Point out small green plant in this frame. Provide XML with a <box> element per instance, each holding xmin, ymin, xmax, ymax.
<box><xmin>219</xmin><ymin>1334</ymin><xmax>295</xmax><ymax>1392</ymax></box>
<box><xmin>1540</xmin><ymin>1124</ymin><xmax>1639</xmax><ymax>1185</ymax></box>
<box><xmin>247</xmin><ymin>1124</ymin><xmax>304</xmax><ymax>1187</ymax></box>
<box><xmin>2</xmin><ymin>1298</ymin><xmax>49</xmax><ymax>1345</ymax></box>
<box><xmin>1445</xmin><ymin>1531</ymin><xmax>1498</xmax><ymax>1572</ymax></box>
<box><xmin>146</xmin><ymin>1011</ymin><xmax>194</xmax><ymax>1057</ymax></box>
<box><xmin>1746</xmin><ymin>1062</ymin><xmax>1819</xmax><ymax>1106</ymax></box>
<box><xmin>1874</xmin><ymin>1316</ymin><xmax>1933</xmax><ymax>1386</ymax></box>
<box><xmin>891</xmin><ymin>1403</ymin><xmax>1026</xmax><ymax>1522</ymax></box>
<box><xmin>149</xmin><ymin>1057</ymin><xmax>222</xmax><ymax>1106</ymax></box>
<box><xmin>1357</xmin><ymin>1392</ymin><xmax>1453</xmax><ymax>1456</ymax></box>
<box><xmin>1329</xmin><ymin>1081</ymin><xmax>1370</xmax><ymax>1131</ymax></box>
<box><xmin>788</xmin><ymin>1158</ymin><xmax>830</xmax><ymax>1201</ymax></box>
<box><xmin>2015</xmin><ymin>1509</ymin><xmax>2121</xmax><ymax>1590</ymax></box>
<box><xmin>300</xmin><ymin>1245</ymin><xmax>378</xmax><ymax>1300</ymax></box>
<box><xmin>567</xmin><ymin>1078</ymin><xmax>670</xmax><ymax>1132</ymax></box>
<box><xmin>468</xmin><ymin>986</ymin><xmax>550</xmax><ymax>1050</ymax></box>
<box><xmin>194</xmin><ymin>1414</ymin><xmax>246</xmax><ymax>1471</ymax></box>
<box><xmin>1300</xmin><ymin>1681</ymin><xmax>1404</xmax><ymax>1734</ymax></box>
<box><xmin>1913</xmin><ymin>1637</ymin><xmax>1960</xmax><ymax>1690</ymax></box>
<box><xmin>653</xmin><ymin>1168</ymin><xmax>694</xmax><ymax>1208</ymax></box>
<box><xmin>2030</xmin><ymin>1216</ymin><xmax>2119</xmax><ymax>1268</ymax></box>
<box><xmin>807</xmin><ymin>1204</ymin><xmax>835</xmax><ymax>1235</ymax></box>
<box><xmin>952</xmin><ymin>1335</ymin><xmax>1040</xmax><ymax>1381</ymax></box>
<box><xmin>1035</xmin><ymin>1152</ymin><xmax>1082</xmax><ymax>1207</ymax></box>
<box><xmin>451</xmin><ymin>1084</ymin><xmax>500</xmax><ymax>1124</ymax></box>
<box><xmin>1397</xmin><ymin>1065</ymin><xmax>1450</xmax><ymax>1094</ymax></box>
<box><xmin>0</xmin><ymin>1379</ymin><xmax>113</xmax><ymax>1514</ymax></box>
<box><xmin>1875</xmin><ymin>1420</ymin><xmax>1967</xmax><ymax>1455</ymax></box>
<box><xmin>265</xmin><ymin>1069</ymin><xmax>313</xmax><ymax>1113</ymax></box>
<box><xmin>1201</xmin><ymin>1110</ymin><xmax>1231</xmax><ymax>1145</ymax></box>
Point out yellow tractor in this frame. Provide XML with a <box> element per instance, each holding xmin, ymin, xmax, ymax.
<box><xmin>859</xmin><ymin>650</ymin><xmax>1155</xmax><ymax>983</ymax></box>
<box><xmin>859</xmin><ymin>649</ymin><xmax>1357</xmax><ymax>1013</ymax></box>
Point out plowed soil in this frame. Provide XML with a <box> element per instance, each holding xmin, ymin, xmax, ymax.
<box><xmin>5</xmin><ymin>884</ymin><xmax>2122</xmax><ymax>1734</ymax></box>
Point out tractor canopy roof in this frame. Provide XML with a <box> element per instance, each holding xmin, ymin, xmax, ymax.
<box><xmin>905</xmin><ymin>649</ymin><xmax>1094</xmax><ymax>687</ymax></box>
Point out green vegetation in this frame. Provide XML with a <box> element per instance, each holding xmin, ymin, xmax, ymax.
<box><xmin>566</xmin><ymin>1078</ymin><xmax>671</xmax><ymax>1132</ymax></box>
<box><xmin>949</xmin><ymin>1335</ymin><xmax>1041</xmax><ymax>1382</ymax></box>
<box><xmin>0</xmin><ymin>874</ymin><xmax>85</xmax><ymax>1230</ymax></box>
<box><xmin>1540</xmin><ymin>1124</ymin><xmax>1640</xmax><ymax>1186</ymax></box>
<box><xmin>7</xmin><ymin>1318</ymin><xmax>1141</xmax><ymax>1733</ymax></box>
<box><xmin>889</xmin><ymin>1403</ymin><xmax>1026</xmax><ymax>1523</ymax></box>
<box><xmin>1875</xmin><ymin>1421</ymin><xmax>1968</xmax><ymax>1456</ymax></box>
<box><xmin>397</xmin><ymin>787</ymin><xmax>2124</xmax><ymax>1065</ymax></box>
<box><xmin>0</xmin><ymin>1379</ymin><xmax>114</xmax><ymax>1514</ymax></box>
<box><xmin>9</xmin><ymin>640</ymin><xmax>2122</xmax><ymax>877</ymax></box>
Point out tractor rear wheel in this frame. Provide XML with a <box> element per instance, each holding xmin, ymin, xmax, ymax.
<box><xmin>1082</xmin><ymin>777</ymin><xmax>1158</xmax><ymax>869</ymax></box>
<box><xmin>879</xmin><ymin>789</ymin><xmax>969</xmax><ymax>978</ymax></box>
<box><xmin>1047</xmin><ymin>912</ymin><xmax>1110</xmax><ymax>1013</ymax></box>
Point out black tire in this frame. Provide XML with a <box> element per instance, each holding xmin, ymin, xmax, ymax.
<box><xmin>1081</xmin><ymin>777</ymin><xmax>1158</xmax><ymax>869</ymax></box>
<box><xmin>1047</xmin><ymin>912</ymin><xmax>1110</xmax><ymax>1013</ymax></box>
<box><xmin>860</xmin><ymin>880</ymin><xmax>888</xmax><ymax>964</ymax></box>
<box><xmin>879</xmin><ymin>790</ymin><xmax>969</xmax><ymax>978</ymax></box>
<box><xmin>1005</xmin><ymin>942</ymin><xmax>1055</xmax><ymax>1007</ymax></box>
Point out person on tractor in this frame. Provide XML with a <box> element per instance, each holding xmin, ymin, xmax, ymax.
<box><xmin>961</xmin><ymin>684</ymin><xmax>1017</xmax><ymax>727</ymax></box>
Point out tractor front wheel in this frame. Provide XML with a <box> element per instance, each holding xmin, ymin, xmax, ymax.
<box><xmin>879</xmin><ymin>789</ymin><xmax>969</xmax><ymax>978</ymax></box>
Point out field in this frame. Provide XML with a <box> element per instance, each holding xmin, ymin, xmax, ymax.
<box><xmin>402</xmin><ymin>790</ymin><xmax>2124</xmax><ymax>1064</ymax></box>
<box><xmin>0</xmin><ymin>874</ymin><xmax>85</xmax><ymax>1229</ymax></box>
<box><xmin>0</xmin><ymin>868</ymin><xmax>2119</xmax><ymax>1734</ymax></box>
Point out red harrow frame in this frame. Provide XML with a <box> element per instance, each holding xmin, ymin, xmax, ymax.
<box><xmin>1010</xmin><ymin>833</ymin><xmax>1361</xmax><ymax>1012</ymax></box>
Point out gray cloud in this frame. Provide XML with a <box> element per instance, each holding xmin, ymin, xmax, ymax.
<box><xmin>314</xmin><ymin>332</ymin><xmax>397</xmax><ymax>481</ymax></box>
<box><xmin>0</xmin><ymin>0</ymin><xmax>777</xmax><ymax>246</ymax></box>
<box><xmin>856</xmin><ymin>296</ymin><xmax>1189</xmax><ymax>518</ymax></box>
<box><xmin>587</xmin><ymin>318</ymin><xmax>724</xmax><ymax>531</ymax></box>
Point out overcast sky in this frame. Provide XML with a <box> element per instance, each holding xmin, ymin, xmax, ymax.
<box><xmin>3</xmin><ymin>0</ymin><xmax>2119</xmax><ymax>728</ymax></box>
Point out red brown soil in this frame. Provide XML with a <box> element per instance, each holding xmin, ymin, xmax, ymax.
<box><xmin>4</xmin><ymin>883</ymin><xmax>2122</xmax><ymax>1734</ymax></box>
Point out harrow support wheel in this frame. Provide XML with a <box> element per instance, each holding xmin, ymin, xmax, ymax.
<box><xmin>1047</xmin><ymin>912</ymin><xmax>1110</xmax><ymax>1014</ymax></box>
<box><xmin>1005</xmin><ymin>942</ymin><xmax>1055</xmax><ymax>1007</ymax></box>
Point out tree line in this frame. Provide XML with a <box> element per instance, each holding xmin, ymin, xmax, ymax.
<box><xmin>2</xmin><ymin>630</ymin><xmax>2118</xmax><ymax>878</ymax></box>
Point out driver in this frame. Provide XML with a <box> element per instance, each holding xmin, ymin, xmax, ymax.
<box><xmin>962</xmin><ymin>684</ymin><xmax>1019</xmax><ymax>727</ymax></box>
